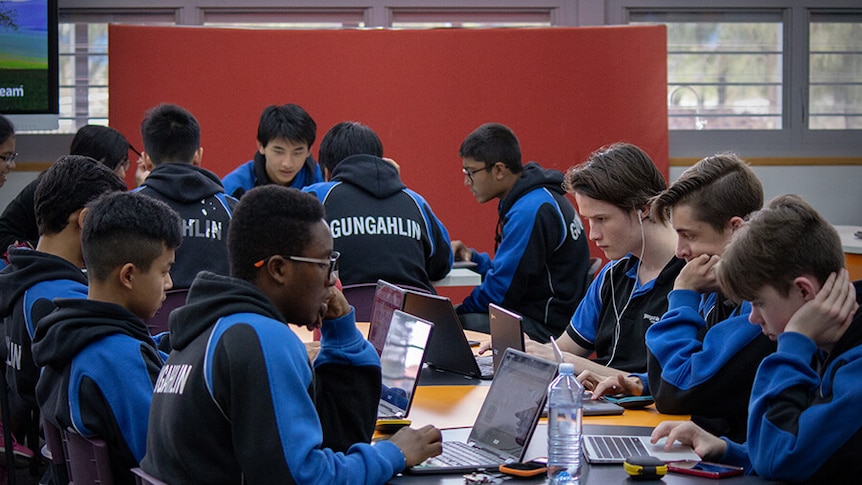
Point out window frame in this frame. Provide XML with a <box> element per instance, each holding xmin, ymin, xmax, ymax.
<box><xmin>609</xmin><ymin>0</ymin><xmax>862</xmax><ymax>158</ymax></box>
<box><xmin>14</xmin><ymin>0</ymin><xmax>862</xmax><ymax>162</ymax></box>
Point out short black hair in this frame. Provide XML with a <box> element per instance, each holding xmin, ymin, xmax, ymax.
<box><xmin>82</xmin><ymin>192</ymin><xmax>182</xmax><ymax>282</ymax></box>
<box><xmin>318</xmin><ymin>121</ymin><xmax>384</xmax><ymax>173</ymax></box>
<box><xmin>141</xmin><ymin>103</ymin><xmax>200</xmax><ymax>165</ymax></box>
<box><xmin>257</xmin><ymin>104</ymin><xmax>317</xmax><ymax>149</ymax></box>
<box><xmin>459</xmin><ymin>123</ymin><xmax>523</xmax><ymax>174</ymax></box>
<box><xmin>34</xmin><ymin>155</ymin><xmax>127</xmax><ymax>235</ymax></box>
<box><xmin>228</xmin><ymin>186</ymin><xmax>325</xmax><ymax>282</ymax></box>
<box><xmin>0</xmin><ymin>114</ymin><xmax>14</xmax><ymax>145</ymax></box>
<box><xmin>70</xmin><ymin>125</ymin><xmax>132</xmax><ymax>171</ymax></box>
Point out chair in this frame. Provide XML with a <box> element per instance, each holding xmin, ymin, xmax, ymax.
<box><xmin>41</xmin><ymin>418</ymin><xmax>70</xmax><ymax>485</ymax></box>
<box><xmin>341</xmin><ymin>283</ymin><xmax>378</xmax><ymax>323</ymax></box>
<box><xmin>130</xmin><ymin>467</ymin><xmax>169</xmax><ymax>485</ymax></box>
<box><xmin>62</xmin><ymin>429</ymin><xmax>114</xmax><ymax>485</ymax></box>
<box><xmin>145</xmin><ymin>289</ymin><xmax>189</xmax><ymax>335</ymax></box>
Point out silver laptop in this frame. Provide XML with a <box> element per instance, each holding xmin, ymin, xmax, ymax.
<box><xmin>408</xmin><ymin>348</ymin><xmax>557</xmax><ymax>474</ymax></box>
<box><xmin>376</xmin><ymin>310</ymin><xmax>434</xmax><ymax>419</ymax></box>
<box><xmin>583</xmin><ymin>434</ymin><xmax>700</xmax><ymax>464</ymax></box>
<box><xmin>487</xmin><ymin>303</ymin><xmax>525</xmax><ymax>372</ymax></box>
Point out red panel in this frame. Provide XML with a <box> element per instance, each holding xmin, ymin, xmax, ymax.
<box><xmin>109</xmin><ymin>25</ymin><xmax>667</xmax><ymax>258</ymax></box>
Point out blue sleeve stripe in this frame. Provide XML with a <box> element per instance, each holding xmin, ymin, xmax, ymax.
<box><xmin>24</xmin><ymin>280</ymin><xmax>87</xmax><ymax>338</ymax></box>
<box><xmin>69</xmin><ymin>335</ymin><xmax>157</xmax><ymax>461</ymax></box>
<box><xmin>213</xmin><ymin>193</ymin><xmax>235</xmax><ymax>217</ymax></box>
<box><xmin>404</xmin><ymin>189</ymin><xmax>439</xmax><ymax>257</ymax></box>
<box><xmin>540</xmin><ymin>188</ymin><xmax>568</xmax><ymax>250</ymax></box>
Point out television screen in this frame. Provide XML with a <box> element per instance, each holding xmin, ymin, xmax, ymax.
<box><xmin>0</xmin><ymin>0</ymin><xmax>58</xmax><ymax>118</ymax></box>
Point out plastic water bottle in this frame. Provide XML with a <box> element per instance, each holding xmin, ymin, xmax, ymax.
<box><xmin>547</xmin><ymin>362</ymin><xmax>583</xmax><ymax>484</ymax></box>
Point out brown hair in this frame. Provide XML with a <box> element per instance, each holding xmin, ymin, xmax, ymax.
<box><xmin>565</xmin><ymin>143</ymin><xmax>666</xmax><ymax>217</ymax></box>
<box><xmin>717</xmin><ymin>194</ymin><xmax>844</xmax><ymax>302</ymax></box>
<box><xmin>651</xmin><ymin>153</ymin><xmax>763</xmax><ymax>232</ymax></box>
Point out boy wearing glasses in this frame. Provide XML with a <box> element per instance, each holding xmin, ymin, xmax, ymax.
<box><xmin>32</xmin><ymin>192</ymin><xmax>181</xmax><ymax>484</ymax></box>
<box><xmin>136</xmin><ymin>103</ymin><xmax>238</xmax><ymax>290</ymax></box>
<box><xmin>142</xmin><ymin>186</ymin><xmax>442</xmax><ymax>484</ymax></box>
<box><xmin>452</xmin><ymin>123</ymin><xmax>590</xmax><ymax>343</ymax></box>
<box><xmin>652</xmin><ymin>195</ymin><xmax>862</xmax><ymax>482</ymax></box>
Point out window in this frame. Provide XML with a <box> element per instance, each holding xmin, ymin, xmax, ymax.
<box><xmin>57</xmin><ymin>10</ymin><xmax>175</xmax><ymax>134</ymax></box>
<box><xmin>809</xmin><ymin>14</ymin><xmax>862</xmax><ymax>129</ymax></box>
<box><xmin>631</xmin><ymin>12</ymin><xmax>784</xmax><ymax>130</ymax></box>
<box><xmin>58</xmin><ymin>22</ymin><xmax>108</xmax><ymax>133</ymax></box>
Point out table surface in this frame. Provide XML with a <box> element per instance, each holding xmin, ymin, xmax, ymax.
<box><xmin>431</xmin><ymin>267</ymin><xmax>482</xmax><ymax>287</ymax></box>
<box><xmin>292</xmin><ymin>322</ymin><xmax>781</xmax><ymax>484</ymax></box>
<box><xmin>834</xmin><ymin>224</ymin><xmax>862</xmax><ymax>254</ymax></box>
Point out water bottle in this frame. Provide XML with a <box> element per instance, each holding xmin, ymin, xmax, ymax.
<box><xmin>547</xmin><ymin>362</ymin><xmax>583</xmax><ymax>484</ymax></box>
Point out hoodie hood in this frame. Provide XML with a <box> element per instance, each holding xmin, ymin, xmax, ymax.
<box><xmin>330</xmin><ymin>154</ymin><xmax>405</xmax><ymax>199</ymax></box>
<box><xmin>0</xmin><ymin>248</ymin><xmax>87</xmax><ymax>317</ymax></box>
<box><xmin>499</xmin><ymin>162</ymin><xmax>566</xmax><ymax>216</ymax></box>
<box><xmin>167</xmin><ymin>272</ymin><xmax>286</xmax><ymax>350</ymax></box>
<box><xmin>141</xmin><ymin>163</ymin><xmax>227</xmax><ymax>203</ymax></box>
<box><xmin>31</xmin><ymin>298</ymin><xmax>156</xmax><ymax>368</ymax></box>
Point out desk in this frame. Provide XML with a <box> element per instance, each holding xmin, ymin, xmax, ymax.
<box><xmin>432</xmin><ymin>267</ymin><xmax>482</xmax><ymax>287</ymax></box>
<box><xmin>389</xmin><ymin>425</ymin><xmax>780</xmax><ymax>484</ymax></box>
<box><xmin>834</xmin><ymin>225</ymin><xmax>862</xmax><ymax>281</ymax></box>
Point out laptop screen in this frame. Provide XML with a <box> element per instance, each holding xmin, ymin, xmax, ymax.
<box><xmin>488</xmin><ymin>303</ymin><xmax>525</xmax><ymax>371</ymax></box>
<box><xmin>468</xmin><ymin>349</ymin><xmax>557</xmax><ymax>458</ymax></box>
<box><xmin>368</xmin><ymin>280</ymin><xmax>407</xmax><ymax>355</ymax></box>
<box><xmin>379</xmin><ymin>310</ymin><xmax>434</xmax><ymax>415</ymax></box>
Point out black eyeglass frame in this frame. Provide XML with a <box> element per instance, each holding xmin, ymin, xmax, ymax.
<box><xmin>462</xmin><ymin>165</ymin><xmax>490</xmax><ymax>184</ymax></box>
<box><xmin>253</xmin><ymin>251</ymin><xmax>340</xmax><ymax>280</ymax></box>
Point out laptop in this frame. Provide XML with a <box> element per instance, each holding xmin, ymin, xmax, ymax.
<box><xmin>367</xmin><ymin>280</ymin><xmax>408</xmax><ymax>356</ymax></box>
<box><xmin>487</xmin><ymin>303</ymin><xmax>525</xmax><ymax>372</ymax></box>
<box><xmin>409</xmin><ymin>348</ymin><xmax>558</xmax><ymax>474</ymax></box>
<box><xmin>582</xmin><ymin>434</ymin><xmax>701</xmax><ymax>464</ymax></box>
<box><xmin>376</xmin><ymin>310</ymin><xmax>434</xmax><ymax>419</ymax></box>
<box><xmin>400</xmin><ymin>289</ymin><xmax>494</xmax><ymax>380</ymax></box>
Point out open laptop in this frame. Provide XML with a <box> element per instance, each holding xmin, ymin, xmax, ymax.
<box><xmin>583</xmin><ymin>434</ymin><xmax>700</xmax><ymax>464</ymax></box>
<box><xmin>376</xmin><ymin>310</ymin><xmax>434</xmax><ymax>419</ymax></box>
<box><xmin>367</xmin><ymin>280</ymin><xmax>409</xmax><ymax>356</ymax></box>
<box><xmin>487</xmin><ymin>303</ymin><xmax>525</xmax><ymax>372</ymax></box>
<box><xmin>408</xmin><ymin>348</ymin><xmax>557</xmax><ymax>474</ymax></box>
<box><xmin>400</xmin><ymin>289</ymin><xmax>494</xmax><ymax>380</ymax></box>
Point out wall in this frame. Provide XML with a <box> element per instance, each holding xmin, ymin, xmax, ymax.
<box><xmin>107</xmin><ymin>25</ymin><xmax>669</xmax><ymax>261</ymax></box>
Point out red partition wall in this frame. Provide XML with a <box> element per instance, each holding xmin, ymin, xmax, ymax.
<box><xmin>109</xmin><ymin>25</ymin><xmax>667</xmax><ymax>299</ymax></box>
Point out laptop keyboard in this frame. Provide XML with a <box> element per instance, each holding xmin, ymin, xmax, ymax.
<box><xmin>586</xmin><ymin>435</ymin><xmax>648</xmax><ymax>461</ymax></box>
<box><xmin>422</xmin><ymin>441</ymin><xmax>503</xmax><ymax>467</ymax></box>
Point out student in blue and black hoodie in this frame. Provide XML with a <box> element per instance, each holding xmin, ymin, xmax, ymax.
<box><xmin>653</xmin><ymin>195</ymin><xmax>862</xmax><ymax>483</ymax></box>
<box><xmin>0</xmin><ymin>156</ymin><xmax>125</xmax><ymax>462</ymax></box>
<box><xmin>136</xmin><ymin>103</ymin><xmax>237</xmax><ymax>290</ymax></box>
<box><xmin>142</xmin><ymin>186</ymin><xmax>441</xmax><ymax>484</ymax></box>
<box><xmin>33</xmin><ymin>192</ymin><xmax>181</xmax><ymax>485</ymax></box>
<box><xmin>582</xmin><ymin>154</ymin><xmax>776</xmax><ymax>444</ymax></box>
<box><xmin>222</xmin><ymin>103</ymin><xmax>323</xmax><ymax>199</ymax></box>
<box><xmin>304</xmin><ymin>121</ymin><xmax>453</xmax><ymax>294</ymax></box>
<box><xmin>453</xmin><ymin>123</ymin><xmax>591</xmax><ymax>343</ymax></box>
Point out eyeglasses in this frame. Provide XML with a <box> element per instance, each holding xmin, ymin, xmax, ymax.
<box><xmin>1</xmin><ymin>152</ymin><xmax>19</xmax><ymax>165</ymax></box>
<box><xmin>253</xmin><ymin>251</ymin><xmax>340</xmax><ymax>280</ymax></box>
<box><xmin>462</xmin><ymin>166</ymin><xmax>488</xmax><ymax>184</ymax></box>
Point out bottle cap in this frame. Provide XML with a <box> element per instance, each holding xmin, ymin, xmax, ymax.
<box><xmin>559</xmin><ymin>363</ymin><xmax>575</xmax><ymax>375</ymax></box>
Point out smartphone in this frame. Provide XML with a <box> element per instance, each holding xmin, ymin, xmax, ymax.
<box><xmin>668</xmin><ymin>460</ymin><xmax>744</xmax><ymax>478</ymax></box>
<box><xmin>498</xmin><ymin>459</ymin><xmax>547</xmax><ymax>477</ymax></box>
